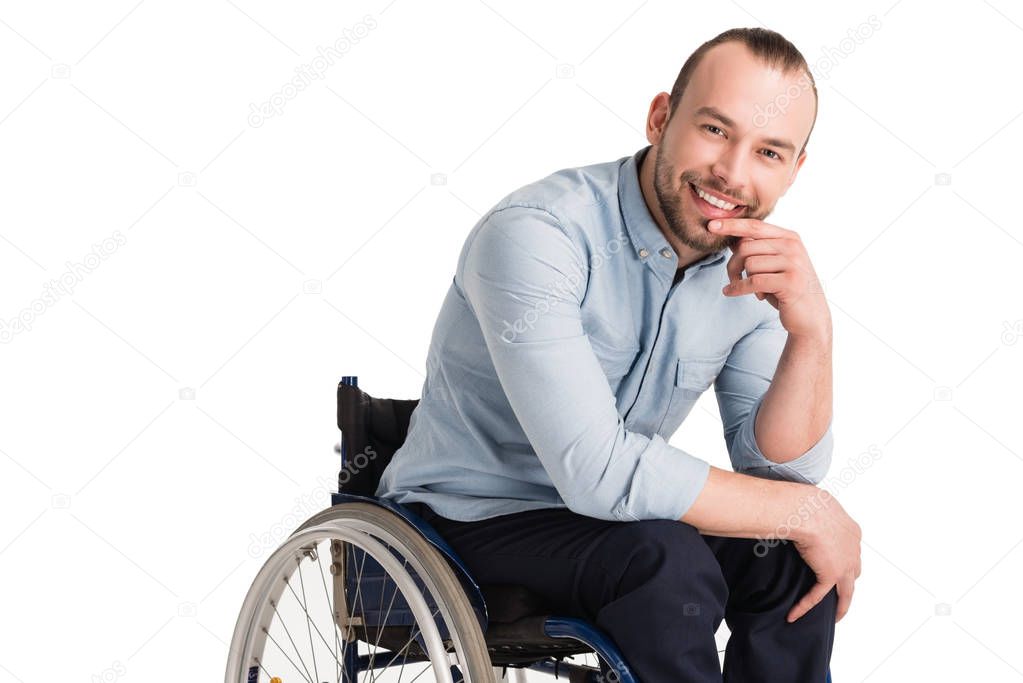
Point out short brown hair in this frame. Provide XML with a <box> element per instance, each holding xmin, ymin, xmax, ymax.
<box><xmin>668</xmin><ymin>27</ymin><xmax>817</xmax><ymax>156</ymax></box>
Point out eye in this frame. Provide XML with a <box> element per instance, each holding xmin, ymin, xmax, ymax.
<box><xmin>760</xmin><ymin>149</ymin><xmax>783</xmax><ymax>161</ymax></box>
<box><xmin>702</xmin><ymin>124</ymin><xmax>725</xmax><ymax>137</ymax></box>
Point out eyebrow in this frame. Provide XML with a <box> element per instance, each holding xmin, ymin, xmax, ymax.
<box><xmin>694</xmin><ymin>105</ymin><xmax>797</xmax><ymax>154</ymax></box>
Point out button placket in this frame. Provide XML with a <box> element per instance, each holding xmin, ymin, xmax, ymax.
<box><xmin>622</xmin><ymin>272</ymin><xmax>674</xmax><ymax>428</ymax></box>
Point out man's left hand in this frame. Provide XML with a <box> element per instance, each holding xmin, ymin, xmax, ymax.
<box><xmin>709</xmin><ymin>218</ymin><xmax>831</xmax><ymax>339</ymax></box>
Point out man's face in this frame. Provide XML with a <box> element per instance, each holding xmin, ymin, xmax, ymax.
<box><xmin>651</xmin><ymin>41</ymin><xmax>815</xmax><ymax>253</ymax></box>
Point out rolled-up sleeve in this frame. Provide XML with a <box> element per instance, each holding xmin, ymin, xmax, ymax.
<box><xmin>459</xmin><ymin>206</ymin><xmax>710</xmax><ymax>521</ymax></box>
<box><xmin>714</xmin><ymin>312</ymin><xmax>834</xmax><ymax>485</ymax></box>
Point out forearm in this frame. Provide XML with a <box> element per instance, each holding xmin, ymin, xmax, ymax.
<box><xmin>754</xmin><ymin>324</ymin><xmax>833</xmax><ymax>463</ymax></box>
<box><xmin>680</xmin><ymin>465</ymin><xmax>817</xmax><ymax>541</ymax></box>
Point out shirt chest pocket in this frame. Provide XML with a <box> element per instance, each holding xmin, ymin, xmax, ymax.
<box><xmin>656</xmin><ymin>355</ymin><xmax>727</xmax><ymax>436</ymax></box>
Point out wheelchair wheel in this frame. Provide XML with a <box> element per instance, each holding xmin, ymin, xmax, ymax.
<box><xmin>225</xmin><ymin>502</ymin><xmax>493</xmax><ymax>682</ymax></box>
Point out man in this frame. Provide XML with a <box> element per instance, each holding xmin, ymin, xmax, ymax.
<box><xmin>377</xmin><ymin>27</ymin><xmax>862</xmax><ymax>682</ymax></box>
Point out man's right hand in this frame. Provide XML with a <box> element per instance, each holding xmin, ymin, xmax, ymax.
<box><xmin>786</xmin><ymin>491</ymin><xmax>862</xmax><ymax>624</ymax></box>
<box><xmin>681</xmin><ymin>466</ymin><xmax>863</xmax><ymax>624</ymax></box>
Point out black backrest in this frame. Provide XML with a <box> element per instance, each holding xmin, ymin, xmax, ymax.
<box><xmin>336</xmin><ymin>381</ymin><xmax>420</xmax><ymax>496</ymax></box>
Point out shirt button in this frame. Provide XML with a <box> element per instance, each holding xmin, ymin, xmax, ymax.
<box><xmin>660</xmin><ymin>247</ymin><xmax>673</xmax><ymax>259</ymax></box>
<box><xmin>638</xmin><ymin>248</ymin><xmax>649</xmax><ymax>258</ymax></box>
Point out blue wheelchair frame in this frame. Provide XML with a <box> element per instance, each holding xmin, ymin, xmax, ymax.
<box><xmin>333</xmin><ymin>376</ymin><xmax>833</xmax><ymax>682</ymax></box>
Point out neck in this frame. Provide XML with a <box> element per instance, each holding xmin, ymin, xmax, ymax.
<box><xmin>638</xmin><ymin>146</ymin><xmax>717</xmax><ymax>272</ymax></box>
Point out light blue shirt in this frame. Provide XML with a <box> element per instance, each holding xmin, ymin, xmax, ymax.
<box><xmin>376</xmin><ymin>145</ymin><xmax>833</xmax><ymax>522</ymax></box>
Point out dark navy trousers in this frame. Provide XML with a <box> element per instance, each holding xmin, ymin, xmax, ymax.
<box><xmin>406</xmin><ymin>501</ymin><xmax>837</xmax><ymax>682</ymax></box>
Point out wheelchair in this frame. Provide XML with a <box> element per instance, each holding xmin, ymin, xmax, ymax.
<box><xmin>225</xmin><ymin>376</ymin><xmax>834</xmax><ymax>682</ymax></box>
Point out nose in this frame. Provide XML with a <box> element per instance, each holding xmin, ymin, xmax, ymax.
<box><xmin>710</xmin><ymin>144</ymin><xmax>749</xmax><ymax>199</ymax></box>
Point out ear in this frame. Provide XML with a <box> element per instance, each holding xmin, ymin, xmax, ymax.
<box><xmin>781</xmin><ymin>149</ymin><xmax>808</xmax><ymax>196</ymax></box>
<box><xmin>646</xmin><ymin>92</ymin><xmax>672</xmax><ymax>146</ymax></box>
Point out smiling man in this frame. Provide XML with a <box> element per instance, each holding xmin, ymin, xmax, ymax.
<box><xmin>378</xmin><ymin>27</ymin><xmax>862</xmax><ymax>681</ymax></box>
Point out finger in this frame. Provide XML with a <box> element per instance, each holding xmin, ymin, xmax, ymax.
<box><xmin>722</xmin><ymin>272</ymin><xmax>786</xmax><ymax>297</ymax></box>
<box><xmin>743</xmin><ymin>254</ymin><xmax>789</xmax><ymax>275</ymax></box>
<box><xmin>787</xmin><ymin>581</ymin><xmax>834</xmax><ymax>623</ymax></box>
<box><xmin>835</xmin><ymin>577</ymin><xmax>855</xmax><ymax>623</ymax></box>
<box><xmin>725</xmin><ymin>239</ymin><xmax>782</xmax><ymax>284</ymax></box>
<box><xmin>709</xmin><ymin>218</ymin><xmax>795</xmax><ymax>240</ymax></box>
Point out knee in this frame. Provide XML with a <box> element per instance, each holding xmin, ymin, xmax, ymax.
<box><xmin>739</xmin><ymin>538</ymin><xmax>824</xmax><ymax>608</ymax></box>
<box><xmin>764</xmin><ymin>538</ymin><xmax>817</xmax><ymax>585</ymax></box>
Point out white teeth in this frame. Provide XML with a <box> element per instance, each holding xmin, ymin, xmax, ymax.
<box><xmin>695</xmin><ymin>185</ymin><xmax>738</xmax><ymax>211</ymax></box>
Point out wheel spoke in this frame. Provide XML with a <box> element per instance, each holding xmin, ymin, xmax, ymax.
<box><xmin>316</xmin><ymin>545</ymin><xmax>343</xmax><ymax>683</ymax></box>
<box><xmin>349</xmin><ymin>545</ymin><xmax>371</xmax><ymax>679</ymax></box>
<box><xmin>391</xmin><ymin>636</ymin><xmax>415</xmax><ymax>683</ymax></box>
<box><xmin>284</xmin><ymin>564</ymin><xmax>348</xmax><ymax>671</ymax></box>
<box><xmin>270</xmin><ymin>598</ymin><xmax>315</xmax><ymax>683</ymax></box>
<box><xmin>405</xmin><ymin>652</ymin><xmax>441</xmax><ymax>683</ymax></box>
<box><xmin>255</xmin><ymin>655</ymin><xmax>287</xmax><ymax>683</ymax></box>
<box><xmin>375</xmin><ymin>604</ymin><xmax>443</xmax><ymax>677</ymax></box>
<box><xmin>263</xmin><ymin>625</ymin><xmax>314</xmax><ymax>683</ymax></box>
<box><xmin>366</xmin><ymin>555</ymin><xmax>406</xmax><ymax>677</ymax></box>
<box><xmin>296</xmin><ymin>556</ymin><xmax>320</xmax><ymax>683</ymax></box>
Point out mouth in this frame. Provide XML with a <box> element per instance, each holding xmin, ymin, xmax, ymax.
<box><xmin>688</xmin><ymin>182</ymin><xmax>747</xmax><ymax>220</ymax></box>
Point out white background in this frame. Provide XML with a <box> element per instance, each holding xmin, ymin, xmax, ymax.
<box><xmin>1</xmin><ymin>1</ymin><xmax>1022</xmax><ymax>681</ymax></box>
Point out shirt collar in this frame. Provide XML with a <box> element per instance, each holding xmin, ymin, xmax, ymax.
<box><xmin>618</xmin><ymin>145</ymin><xmax>729</xmax><ymax>276</ymax></box>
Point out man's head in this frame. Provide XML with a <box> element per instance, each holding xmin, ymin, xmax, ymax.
<box><xmin>644</xmin><ymin>28</ymin><xmax>817</xmax><ymax>255</ymax></box>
